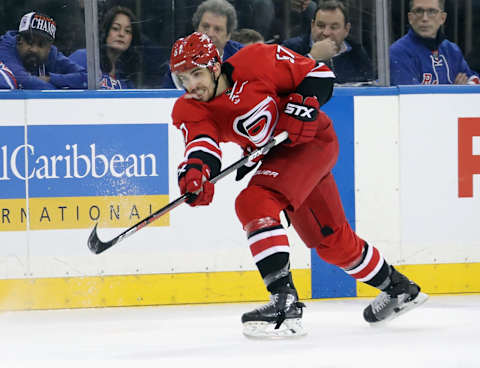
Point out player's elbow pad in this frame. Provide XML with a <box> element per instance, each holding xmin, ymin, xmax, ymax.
<box><xmin>295</xmin><ymin>77</ymin><xmax>334</xmax><ymax>107</ymax></box>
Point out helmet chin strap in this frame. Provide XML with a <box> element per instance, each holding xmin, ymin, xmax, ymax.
<box><xmin>208</xmin><ymin>66</ymin><xmax>220</xmax><ymax>102</ymax></box>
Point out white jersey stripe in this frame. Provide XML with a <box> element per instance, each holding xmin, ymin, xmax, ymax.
<box><xmin>310</xmin><ymin>62</ymin><xmax>330</xmax><ymax>72</ymax></box>
<box><xmin>185</xmin><ymin>146</ymin><xmax>222</xmax><ymax>161</ymax></box>
<box><xmin>252</xmin><ymin>245</ymin><xmax>290</xmax><ymax>263</ymax></box>
<box><xmin>186</xmin><ymin>136</ymin><xmax>220</xmax><ymax>151</ymax></box>
<box><xmin>306</xmin><ymin>70</ymin><xmax>336</xmax><ymax>79</ymax></box>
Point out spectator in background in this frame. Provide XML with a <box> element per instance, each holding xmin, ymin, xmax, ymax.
<box><xmin>161</xmin><ymin>0</ymin><xmax>243</xmax><ymax>89</ymax></box>
<box><xmin>235</xmin><ymin>0</ymin><xmax>317</xmax><ymax>42</ymax></box>
<box><xmin>0</xmin><ymin>61</ymin><xmax>17</xmax><ymax>89</ymax></box>
<box><xmin>69</xmin><ymin>6</ymin><xmax>142</xmax><ymax>89</ymax></box>
<box><xmin>466</xmin><ymin>44</ymin><xmax>480</xmax><ymax>75</ymax></box>
<box><xmin>231</xmin><ymin>28</ymin><xmax>264</xmax><ymax>45</ymax></box>
<box><xmin>288</xmin><ymin>0</ymin><xmax>318</xmax><ymax>37</ymax></box>
<box><xmin>282</xmin><ymin>0</ymin><xmax>374</xmax><ymax>84</ymax></box>
<box><xmin>233</xmin><ymin>0</ymin><xmax>274</xmax><ymax>41</ymax></box>
<box><xmin>0</xmin><ymin>11</ymin><xmax>87</xmax><ymax>89</ymax></box>
<box><xmin>390</xmin><ymin>0</ymin><xmax>479</xmax><ymax>85</ymax></box>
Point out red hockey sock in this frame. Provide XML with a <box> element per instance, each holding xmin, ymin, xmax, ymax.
<box><xmin>343</xmin><ymin>242</ymin><xmax>391</xmax><ymax>290</ymax></box>
<box><xmin>246</xmin><ymin>218</ymin><xmax>292</xmax><ymax>293</ymax></box>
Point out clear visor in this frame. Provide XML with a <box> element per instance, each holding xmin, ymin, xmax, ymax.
<box><xmin>171</xmin><ymin>72</ymin><xmax>185</xmax><ymax>90</ymax></box>
<box><xmin>171</xmin><ymin>64</ymin><xmax>210</xmax><ymax>90</ymax></box>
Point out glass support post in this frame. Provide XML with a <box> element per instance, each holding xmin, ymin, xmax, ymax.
<box><xmin>376</xmin><ymin>0</ymin><xmax>390</xmax><ymax>86</ymax></box>
<box><xmin>84</xmin><ymin>0</ymin><xmax>101</xmax><ymax>90</ymax></box>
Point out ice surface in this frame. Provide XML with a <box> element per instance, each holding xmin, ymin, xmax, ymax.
<box><xmin>1</xmin><ymin>294</ymin><xmax>479</xmax><ymax>368</ymax></box>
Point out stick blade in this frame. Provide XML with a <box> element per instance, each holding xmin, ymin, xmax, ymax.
<box><xmin>87</xmin><ymin>223</ymin><xmax>115</xmax><ymax>254</ymax></box>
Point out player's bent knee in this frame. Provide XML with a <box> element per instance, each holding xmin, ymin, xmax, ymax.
<box><xmin>235</xmin><ymin>185</ymin><xmax>286</xmax><ymax>229</ymax></box>
<box><xmin>315</xmin><ymin>222</ymin><xmax>365</xmax><ymax>268</ymax></box>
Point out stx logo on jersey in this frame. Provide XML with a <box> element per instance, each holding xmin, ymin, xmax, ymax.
<box><xmin>233</xmin><ymin>96</ymin><xmax>278</xmax><ymax>147</ymax></box>
<box><xmin>458</xmin><ymin>117</ymin><xmax>480</xmax><ymax>197</ymax></box>
<box><xmin>284</xmin><ymin>103</ymin><xmax>316</xmax><ymax>121</ymax></box>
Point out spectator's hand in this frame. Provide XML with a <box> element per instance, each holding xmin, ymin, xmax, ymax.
<box><xmin>310</xmin><ymin>39</ymin><xmax>338</xmax><ymax>61</ymax></box>
<box><xmin>454</xmin><ymin>73</ymin><xmax>468</xmax><ymax>85</ymax></box>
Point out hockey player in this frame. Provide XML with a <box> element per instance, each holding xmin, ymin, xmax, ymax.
<box><xmin>170</xmin><ymin>32</ymin><xmax>428</xmax><ymax>338</ymax></box>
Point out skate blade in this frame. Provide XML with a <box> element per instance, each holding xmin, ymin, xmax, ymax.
<box><xmin>242</xmin><ymin>318</ymin><xmax>307</xmax><ymax>339</ymax></box>
<box><xmin>369</xmin><ymin>292</ymin><xmax>429</xmax><ymax>327</ymax></box>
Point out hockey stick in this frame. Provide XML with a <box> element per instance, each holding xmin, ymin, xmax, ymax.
<box><xmin>87</xmin><ymin>131</ymin><xmax>289</xmax><ymax>254</ymax></box>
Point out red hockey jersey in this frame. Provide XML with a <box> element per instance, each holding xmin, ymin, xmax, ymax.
<box><xmin>171</xmin><ymin>43</ymin><xmax>334</xmax><ymax>167</ymax></box>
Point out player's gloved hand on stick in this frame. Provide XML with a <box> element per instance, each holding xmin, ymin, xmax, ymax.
<box><xmin>275</xmin><ymin>93</ymin><xmax>319</xmax><ymax>147</ymax></box>
<box><xmin>178</xmin><ymin>158</ymin><xmax>214</xmax><ymax>206</ymax></box>
<box><xmin>235</xmin><ymin>145</ymin><xmax>264</xmax><ymax>181</ymax></box>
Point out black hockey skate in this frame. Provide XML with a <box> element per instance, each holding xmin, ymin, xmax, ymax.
<box><xmin>363</xmin><ymin>266</ymin><xmax>428</xmax><ymax>324</ymax></box>
<box><xmin>242</xmin><ymin>287</ymin><xmax>306</xmax><ymax>338</ymax></box>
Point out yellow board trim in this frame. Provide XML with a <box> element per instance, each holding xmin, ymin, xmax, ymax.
<box><xmin>357</xmin><ymin>263</ymin><xmax>480</xmax><ymax>296</ymax></box>
<box><xmin>0</xmin><ymin>195</ymin><xmax>170</xmax><ymax>231</ymax></box>
<box><xmin>0</xmin><ymin>269</ymin><xmax>311</xmax><ymax>311</ymax></box>
<box><xmin>1</xmin><ymin>263</ymin><xmax>479</xmax><ymax>311</ymax></box>
<box><xmin>0</xmin><ymin>198</ymin><xmax>27</xmax><ymax>231</ymax></box>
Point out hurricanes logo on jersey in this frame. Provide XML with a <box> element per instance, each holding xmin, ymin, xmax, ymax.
<box><xmin>233</xmin><ymin>96</ymin><xmax>278</xmax><ymax>147</ymax></box>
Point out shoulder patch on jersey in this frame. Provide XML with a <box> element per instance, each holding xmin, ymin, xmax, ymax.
<box><xmin>172</xmin><ymin>97</ymin><xmax>211</xmax><ymax>127</ymax></box>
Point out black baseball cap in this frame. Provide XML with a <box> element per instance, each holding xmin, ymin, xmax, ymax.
<box><xmin>18</xmin><ymin>12</ymin><xmax>56</xmax><ymax>41</ymax></box>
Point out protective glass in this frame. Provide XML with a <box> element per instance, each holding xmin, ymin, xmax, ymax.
<box><xmin>1</xmin><ymin>0</ymin><xmax>479</xmax><ymax>88</ymax></box>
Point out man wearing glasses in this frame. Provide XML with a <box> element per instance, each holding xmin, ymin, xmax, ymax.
<box><xmin>390</xmin><ymin>0</ymin><xmax>479</xmax><ymax>85</ymax></box>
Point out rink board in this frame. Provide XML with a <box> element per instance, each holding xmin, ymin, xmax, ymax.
<box><xmin>1</xmin><ymin>87</ymin><xmax>480</xmax><ymax>310</ymax></box>
<box><xmin>354</xmin><ymin>87</ymin><xmax>480</xmax><ymax>296</ymax></box>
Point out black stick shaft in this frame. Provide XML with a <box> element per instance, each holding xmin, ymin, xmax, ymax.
<box><xmin>87</xmin><ymin>131</ymin><xmax>288</xmax><ymax>254</ymax></box>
